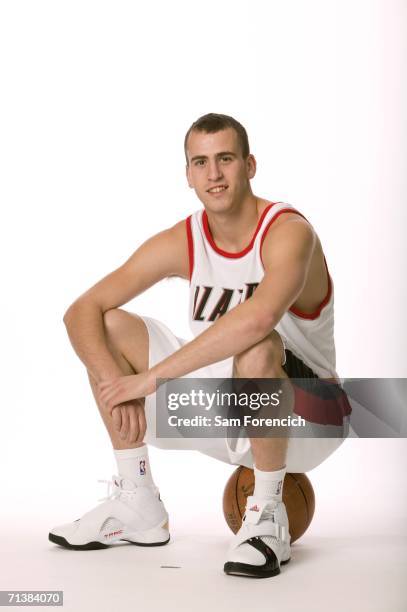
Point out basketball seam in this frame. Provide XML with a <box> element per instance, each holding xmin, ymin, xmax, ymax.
<box><xmin>289</xmin><ymin>473</ymin><xmax>310</xmax><ymax>523</ymax></box>
<box><xmin>236</xmin><ymin>466</ymin><xmax>243</xmax><ymax>521</ymax></box>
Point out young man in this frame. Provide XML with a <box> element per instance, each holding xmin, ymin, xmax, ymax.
<box><xmin>49</xmin><ymin>113</ymin><xmax>350</xmax><ymax>578</ymax></box>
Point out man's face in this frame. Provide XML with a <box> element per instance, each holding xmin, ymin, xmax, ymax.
<box><xmin>185</xmin><ymin>128</ymin><xmax>256</xmax><ymax>212</ymax></box>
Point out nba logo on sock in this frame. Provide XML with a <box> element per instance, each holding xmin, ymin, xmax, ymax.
<box><xmin>276</xmin><ymin>480</ymin><xmax>282</xmax><ymax>495</ymax></box>
<box><xmin>139</xmin><ymin>459</ymin><xmax>146</xmax><ymax>475</ymax></box>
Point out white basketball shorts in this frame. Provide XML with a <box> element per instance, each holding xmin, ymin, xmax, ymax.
<box><xmin>140</xmin><ymin>315</ymin><xmax>349</xmax><ymax>473</ymax></box>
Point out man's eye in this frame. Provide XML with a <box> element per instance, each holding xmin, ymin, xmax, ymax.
<box><xmin>221</xmin><ymin>156</ymin><xmax>232</xmax><ymax>162</ymax></box>
<box><xmin>195</xmin><ymin>160</ymin><xmax>205</xmax><ymax>166</ymax></box>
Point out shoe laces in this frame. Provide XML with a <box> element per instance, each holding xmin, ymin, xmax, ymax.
<box><xmin>97</xmin><ymin>475</ymin><xmax>133</xmax><ymax>502</ymax></box>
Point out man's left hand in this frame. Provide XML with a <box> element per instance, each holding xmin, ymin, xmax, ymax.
<box><xmin>98</xmin><ymin>372</ymin><xmax>155</xmax><ymax>415</ymax></box>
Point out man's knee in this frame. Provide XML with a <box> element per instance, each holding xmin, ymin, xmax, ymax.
<box><xmin>103</xmin><ymin>308</ymin><xmax>128</xmax><ymax>334</ymax></box>
<box><xmin>233</xmin><ymin>331</ymin><xmax>285</xmax><ymax>377</ymax></box>
<box><xmin>102</xmin><ymin>308</ymin><xmax>149</xmax><ymax>373</ymax></box>
<box><xmin>103</xmin><ymin>308</ymin><xmax>147</xmax><ymax>343</ymax></box>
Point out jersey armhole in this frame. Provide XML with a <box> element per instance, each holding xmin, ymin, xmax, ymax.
<box><xmin>289</xmin><ymin>257</ymin><xmax>332</xmax><ymax>320</ymax></box>
<box><xmin>185</xmin><ymin>216</ymin><xmax>194</xmax><ymax>282</ymax></box>
<box><xmin>259</xmin><ymin>209</ymin><xmax>332</xmax><ymax>320</ymax></box>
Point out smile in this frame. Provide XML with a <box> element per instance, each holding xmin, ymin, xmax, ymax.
<box><xmin>207</xmin><ymin>186</ymin><xmax>228</xmax><ymax>194</ymax></box>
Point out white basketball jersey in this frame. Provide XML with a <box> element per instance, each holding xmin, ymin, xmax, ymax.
<box><xmin>186</xmin><ymin>201</ymin><xmax>338</xmax><ymax>379</ymax></box>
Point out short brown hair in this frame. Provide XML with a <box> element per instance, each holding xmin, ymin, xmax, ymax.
<box><xmin>184</xmin><ymin>113</ymin><xmax>250</xmax><ymax>164</ymax></box>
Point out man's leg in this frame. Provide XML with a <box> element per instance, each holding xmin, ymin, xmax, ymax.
<box><xmin>87</xmin><ymin>308</ymin><xmax>149</xmax><ymax>449</ymax></box>
<box><xmin>224</xmin><ymin>331</ymin><xmax>293</xmax><ymax>578</ymax></box>
<box><xmin>49</xmin><ymin>308</ymin><xmax>170</xmax><ymax>550</ymax></box>
<box><xmin>233</xmin><ymin>330</ymin><xmax>294</xmax><ymax>470</ymax></box>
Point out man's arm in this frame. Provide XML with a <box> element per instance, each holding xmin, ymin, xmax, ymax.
<box><xmin>63</xmin><ymin>221</ymin><xmax>189</xmax><ymax>383</ymax></box>
<box><xmin>147</xmin><ymin>218</ymin><xmax>316</xmax><ymax>383</ymax></box>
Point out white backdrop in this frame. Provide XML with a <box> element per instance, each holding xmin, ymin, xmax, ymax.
<box><xmin>0</xmin><ymin>0</ymin><xmax>406</xmax><ymax>607</ymax></box>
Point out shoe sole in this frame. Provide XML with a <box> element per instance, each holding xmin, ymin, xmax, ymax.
<box><xmin>224</xmin><ymin>557</ymin><xmax>290</xmax><ymax>578</ymax></box>
<box><xmin>48</xmin><ymin>532</ymin><xmax>170</xmax><ymax>551</ymax></box>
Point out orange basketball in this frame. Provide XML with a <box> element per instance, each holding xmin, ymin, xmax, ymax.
<box><xmin>223</xmin><ymin>466</ymin><xmax>315</xmax><ymax>543</ymax></box>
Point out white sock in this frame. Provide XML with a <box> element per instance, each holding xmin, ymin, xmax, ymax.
<box><xmin>114</xmin><ymin>445</ymin><xmax>155</xmax><ymax>488</ymax></box>
<box><xmin>253</xmin><ymin>465</ymin><xmax>286</xmax><ymax>501</ymax></box>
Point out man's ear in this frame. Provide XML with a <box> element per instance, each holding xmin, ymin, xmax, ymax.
<box><xmin>246</xmin><ymin>154</ymin><xmax>257</xmax><ymax>179</ymax></box>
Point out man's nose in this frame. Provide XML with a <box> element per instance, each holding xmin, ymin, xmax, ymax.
<box><xmin>207</xmin><ymin>160</ymin><xmax>223</xmax><ymax>181</ymax></box>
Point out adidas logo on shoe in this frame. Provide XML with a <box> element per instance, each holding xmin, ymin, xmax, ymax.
<box><xmin>249</xmin><ymin>504</ymin><xmax>260</xmax><ymax>512</ymax></box>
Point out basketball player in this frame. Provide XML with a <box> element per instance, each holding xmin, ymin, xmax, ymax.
<box><xmin>49</xmin><ymin>113</ymin><xmax>350</xmax><ymax>578</ymax></box>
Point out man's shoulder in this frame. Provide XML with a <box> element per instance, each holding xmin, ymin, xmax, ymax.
<box><xmin>166</xmin><ymin>213</ymin><xmax>204</xmax><ymax>243</ymax></box>
<box><xmin>258</xmin><ymin>199</ymin><xmax>312</xmax><ymax>233</ymax></box>
<box><xmin>155</xmin><ymin>219</ymin><xmax>190</xmax><ymax>278</ymax></box>
<box><xmin>264</xmin><ymin>210</ymin><xmax>316</xmax><ymax>245</ymax></box>
<box><xmin>168</xmin><ymin>218</ymin><xmax>188</xmax><ymax>236</ymax></box>
<box><xmin>151</xmin><ymin>218</ymin><xmax>188</xmax><ymax>245</ymax></box>
<box><xmin>270</xmin><ymin>207</ymin><xmax>311</xmax><ymax>230</ymax></box>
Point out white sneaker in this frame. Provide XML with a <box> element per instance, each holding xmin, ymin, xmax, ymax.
<box><xmin>224</xmin><ymin>496</ymin><xmax>291</xmax><ymax>578</ymax></box>
<box><xmin>48</xmin><ymin>476</ymin><xmax>170</xmax><ymax>550</ymax></box>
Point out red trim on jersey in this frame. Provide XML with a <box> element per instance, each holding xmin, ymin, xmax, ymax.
<box><xmin>289</xmin><ymin>259</ymin><xmax>332</xmax><ymax>320</ymax></box>
<box><xmin>186</xmin><ymin>216</ymin><xmax>194</xmax><ymax>281</ymax></box>
<box><xmin>260</xmin><ymin>209</ymin><xmax>332</xmax><ymax>320</ymax></box>
<box><xmin>202</xmin><ymin>202</ymin><xmax>276</xmax><ymax>259</ymax></box>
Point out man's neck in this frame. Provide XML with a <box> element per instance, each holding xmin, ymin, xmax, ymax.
<box><xmin>205</xmin><ymin>194</ymin><xmax>266</xmax><ymax>253</ymax></box>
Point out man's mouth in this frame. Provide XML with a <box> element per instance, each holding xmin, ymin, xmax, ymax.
<box><xmin>207</xmin><ymin>185</ymin><xmax>228</xmax><ymax>194</ymax></box>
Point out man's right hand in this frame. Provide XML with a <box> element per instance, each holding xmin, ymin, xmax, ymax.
<box><xmin>111</xmin><ymin>400</ymin><xmax>147</xmax><ymax>444</ymax></box>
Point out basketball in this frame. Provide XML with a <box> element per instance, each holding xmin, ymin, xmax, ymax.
<box><xmin>223</xmin><ymin>467</ymin><xmax>315</xmax><ymax>543</ymax></box>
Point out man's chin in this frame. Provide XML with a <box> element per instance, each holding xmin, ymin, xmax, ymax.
<box><xmin>200</xmin><ymin>194</ymin><xmax>233</xmax><ymax>214</ymax></box>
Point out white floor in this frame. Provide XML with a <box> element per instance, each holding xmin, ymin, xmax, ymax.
<box><xmin>2</xmin><ymin>525</ymin><xmax>407</xmax><ymax>612</ymax></box>
<box><xmin>2</xmin><ymin>440</ymin><xmax>407</xmax><ymax>612</ymax></box>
